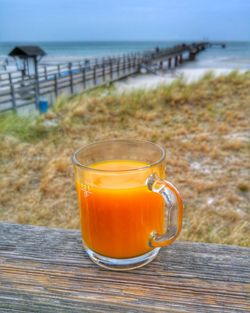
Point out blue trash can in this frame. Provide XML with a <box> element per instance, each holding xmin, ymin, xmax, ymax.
<box><xmin>38</xmin><ymin>99</ymin><xmax>48</xmax><ymax>113</ymax></box>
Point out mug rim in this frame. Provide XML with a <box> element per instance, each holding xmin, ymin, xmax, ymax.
<box><xmin>72</xmin><ymin>139</ymin><xmax>166</xmax><ymax>173</ymax></box>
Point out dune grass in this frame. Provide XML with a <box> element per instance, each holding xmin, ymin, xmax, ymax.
<box><xmin>0</xmin><ymin>111</ymin><xmax>55</xmax><ymax>142</ymax></box>
<box><xmin>0</xmin><ymin>71</ymin><xmax>249</xmax><ymax>246</ymax></box>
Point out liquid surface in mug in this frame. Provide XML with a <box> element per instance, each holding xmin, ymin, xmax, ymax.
<box><xmin>77</xmin><ymin>160</ymin><xmax>165</xmax><ymax>258</ymax></box>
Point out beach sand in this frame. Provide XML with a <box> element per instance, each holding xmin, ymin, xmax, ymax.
<box><xmin>114</xmin><ymin>68</ymin><xmax>248</xmax><ymax>92</ymax></box>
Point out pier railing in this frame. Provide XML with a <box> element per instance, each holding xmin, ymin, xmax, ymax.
<box><xmin>0</xmin><ymin>42</ymin><xmax>216</xmax><ymax>113</ymax></box>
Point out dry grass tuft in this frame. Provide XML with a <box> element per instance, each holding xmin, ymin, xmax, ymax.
<box><xmin>0</xmin><ymin>71</ymin><xmax>249</xmax><ymax>246</ymax></box>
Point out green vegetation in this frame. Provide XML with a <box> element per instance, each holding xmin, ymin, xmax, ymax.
<box><xmin>0</xmin><ymin>71</ymin><xmax>249</xmax><ymax>246</ymax></box>
<box><xmin>0</xmin><ymin>112</ymin><xmax>52</xmax><ymax>142</ymax></box>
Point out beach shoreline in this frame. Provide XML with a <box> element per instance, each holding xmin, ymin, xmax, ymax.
<box><xmin>114</xmin><ymin>68</ymin><xmax>249</xmax><ymax>92</ymax></box>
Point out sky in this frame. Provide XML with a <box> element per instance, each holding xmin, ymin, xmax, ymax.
<box><xmin>0</xmin><ymin>0</ymin><xmax>250</xmax><ymax>42</ymax></box>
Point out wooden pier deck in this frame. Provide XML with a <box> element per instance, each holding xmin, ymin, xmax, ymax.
<box><xmin>0</xmin><ymin>222</ymin><xmax>249</xmax><ymax>313</ymax></box>
<box><xmin>0</xmin><ymin>42</ymin><xmax>222</xmax><ymax>112</ymax></box>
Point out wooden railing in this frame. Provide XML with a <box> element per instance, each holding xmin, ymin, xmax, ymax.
<box><xmin>0</xmin><ymin>222</ymin><xmax>248</xmax><ymax>312</ymax></box>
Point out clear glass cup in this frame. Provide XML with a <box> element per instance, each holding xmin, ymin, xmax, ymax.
<box><xmin>72</xmin><ymin>139</ymin><xmax>183</xmax><ymax>270</ymax></box>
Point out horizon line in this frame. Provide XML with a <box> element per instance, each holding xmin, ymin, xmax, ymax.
<box><xmin>0</xmin><ymin>39</ymin><xmax>248</xmax><ymax>44</ymax></box>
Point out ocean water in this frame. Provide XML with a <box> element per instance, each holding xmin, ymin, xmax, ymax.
<box><xmin>184</xmin><ymin>41</ymin><xmax>250</xmax><ymax>69</ymax></box>
<box><xmin>0</xmin><ymin>41</ymin><xmax>250</xmax><ymax>69</ymax></box>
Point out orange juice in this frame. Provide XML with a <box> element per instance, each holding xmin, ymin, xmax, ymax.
<box><xmin>77</xmin><ymin>160</ymin><xmax>165</xmax><ymax>259</ymax></box>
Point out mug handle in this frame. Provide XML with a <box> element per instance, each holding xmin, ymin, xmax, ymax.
<box><xmin>147</xmin><ymin>173</ymin><xmax>183</xmax><ymax>247</ymax></box>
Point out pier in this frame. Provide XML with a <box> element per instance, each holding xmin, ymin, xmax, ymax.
<box><xmin>0</xmin><ymin>42</ymin><xmax>224</xmax><ymax>112</ymax></box>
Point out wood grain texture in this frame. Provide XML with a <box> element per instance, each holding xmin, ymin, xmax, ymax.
<box><xmin>0</xmin><ymin>222</ymin><xmax>249</xmax><ymax>313</ymax></box>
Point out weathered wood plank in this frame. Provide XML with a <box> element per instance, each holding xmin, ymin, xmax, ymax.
<box><xmin>0</xmin><ymin>222</ymin><xmax>249</xmax><ymax>313</ymax></box>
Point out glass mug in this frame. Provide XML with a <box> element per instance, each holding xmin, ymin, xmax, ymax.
<box><xmin>72</xmin><ymin>139</ymin><xmax>183</xmax><ymax>270</ymax></box>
